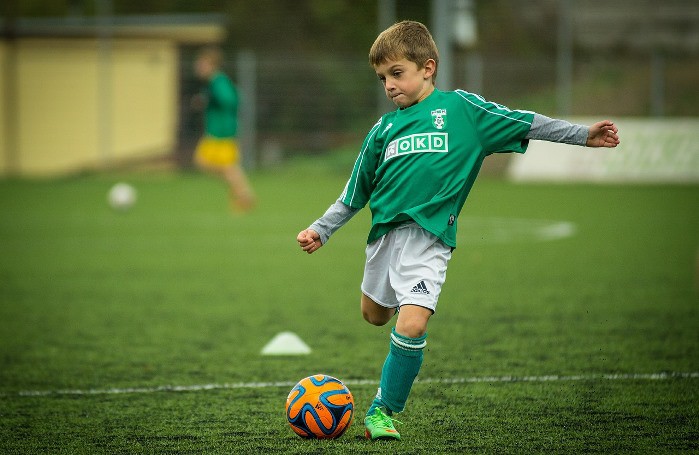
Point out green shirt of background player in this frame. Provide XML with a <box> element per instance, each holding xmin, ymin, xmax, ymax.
<box><xmin>193</xmin><ymin>47</ymin><xmax>255</xmax><ymax>212</ymax></box>
<box><xmin>204</xmin><ymin>71</ymin><xmax>238</xmax><ymax>139</ymax></box>
<box><xmin>297</xmin><ymin>21</ymin><xmax>619</xmax><ymax>441</ymax></box>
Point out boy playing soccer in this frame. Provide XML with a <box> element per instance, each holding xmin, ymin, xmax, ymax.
<box><xmin>297</xmin><ymin>21</ymin><xmax>619</xmax><ymax>441</ymax></box>
<box><xmin>193</xmin><ymin>46</ymin><xmax>255</xmax><ymax>212</ymax></box>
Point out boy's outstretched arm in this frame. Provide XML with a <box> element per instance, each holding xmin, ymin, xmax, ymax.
<box><xmin>297</xmin><ymin>198</ymin><xmax>361</xmax><ymax>255</ymax></box>
<box><xmin>586</xmin><ymin>120</ymin><xmax>620</xmax><ymax>148</ymax></box>
<box><xmin>297</xmin><ymin>229</ymin><xmax>323</xmax><ymax>254</ymax></box>
<box><xmin>525</xmin><ymin>114</ymin><xmax>620</xmax><ymax>148</ymax></box>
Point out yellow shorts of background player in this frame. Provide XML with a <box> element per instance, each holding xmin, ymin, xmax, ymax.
<box><xmin>195</xmin><ymin>137</ymin><xmax>240</xmax><ymax>167</ymax></box>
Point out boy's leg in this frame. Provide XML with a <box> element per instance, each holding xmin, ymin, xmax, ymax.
<box><xmin>224</xmin><ymin>164</ymin><xmax>255</xmax><ymax>211</ymax></box>
<box><xmin>395</xmin><ymin>304</ymin><xmax>431</xmax><ymax>338</ymax></box>
<box><xmin>360</xmin><ymin>293</ymin><xmax>396</xmax><ymax>326</ymax></box>
<box><xmin>367</xmin><ymin>304</ymin><xmax>431</xmax><ymax>417</ymax></box>
<box><xmin>365</xmin><ymin>305</ymin><xmax>430</xmax><ymax>440</ymax></box>
<box><xmin>361</xmin><ymin>225</ymin><xmax>449</xmax><ymax>439</ymax></box>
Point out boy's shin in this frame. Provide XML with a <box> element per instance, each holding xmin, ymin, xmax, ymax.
<box><xmin>372</xmin><ymin>328</ymin><xmax>427</xmax><ymax>414</ymax></box>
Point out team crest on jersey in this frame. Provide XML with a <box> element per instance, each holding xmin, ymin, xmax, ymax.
<box><xmin>431</xmin><ymin>109</ymin><xmax>447</xmax><ymax>130</ymax></box>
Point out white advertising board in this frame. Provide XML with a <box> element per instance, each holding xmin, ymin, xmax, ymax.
<box><xmin>508</xmin><ymin>118</ymin><xmax>699</xmax><ymax>183</ymax></box>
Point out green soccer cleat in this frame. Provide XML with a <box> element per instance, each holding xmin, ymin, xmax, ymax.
<box><xmin>364</xmin><ymin>407</ymin><xmax>401</xmax><ymax>441</ymax></box>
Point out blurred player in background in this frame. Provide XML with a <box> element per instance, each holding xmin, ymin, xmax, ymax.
<box><xmin>193</xmin><ymin>46</ymin><xmax>255</xmax><ymax>212</ymax></box>
<box><xmin>297</xmin><ymin>20</ymin><xmax>619</xmax><ymax>441</ymax></box>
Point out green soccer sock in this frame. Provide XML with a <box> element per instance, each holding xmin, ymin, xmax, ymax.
<box><xmin>367</xmin><ymin>327</ymin><xmax>427</xmax><ymax>416</ymax></box>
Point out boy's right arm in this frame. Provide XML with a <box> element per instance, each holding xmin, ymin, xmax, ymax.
<box><xmin>298</xmin><ymin>117</ymin><xmax>381</xmax><ymax>255</ymax></box>
<box><xmin>297</xmin><ymin>229</ymin><xmax>322</xmax><ymax>254</ymax></box>
<box><xmin>297</xmin><ymin>199</ymin><xmax>360</xmax><ymax>254</ymax></box>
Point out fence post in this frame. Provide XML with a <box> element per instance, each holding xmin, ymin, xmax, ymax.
<box><xmin>431</xmin><ymin>0</ymin><xmax>454</xmax><ymax>91</ymax></box>
<box><xmin>237</xmin><ymin>50</ymin><xmax>257</xmax><ymax>170</ymax></box>
<box><xmin>650</xmin><ymin>49</ymin><xmax>665</xmax><ymax>117</ymax></box>
<box><xmin>556</xmin><ymin>0</ymin><xmax>573</xmax><ymax>116</ymax></box>
<box><xmin>376</xmin><ymin>0</ymin><xmax>396</xmax><ymax>116</ymax></box>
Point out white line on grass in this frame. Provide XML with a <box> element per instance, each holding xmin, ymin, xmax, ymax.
<box><xmin>458</xmin><ymin>217</ymin><xmax>577</xmax><ymax>244</ymax></box>
<box><xmin>8</xmin><ymin>372</ymin><xmax>698</xmax><ymax>398</ymax></box>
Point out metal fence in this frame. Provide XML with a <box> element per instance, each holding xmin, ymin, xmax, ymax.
<box><xmin>176</xmin><ymin>48</ymin><xmax>699</xmax><ymax>169</ymax></box>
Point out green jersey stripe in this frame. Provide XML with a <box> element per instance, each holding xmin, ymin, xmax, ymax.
<box><xmin>345</xmin><ymin>119</ymin><xmax>382</xmax><ymax>208</ymax></box>
<box><xmin>455</xmin><ymin>90</ymin><xmax>533</xmax><ymax>126</ymax></box>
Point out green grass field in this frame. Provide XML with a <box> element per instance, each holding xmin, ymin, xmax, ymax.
<box><xmin>1</xmin><ymin>159</ymin><xmax>698</xmax><ymax>454</ymax></box>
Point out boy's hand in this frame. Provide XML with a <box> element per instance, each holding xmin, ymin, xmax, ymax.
<box><xmin>191</xmin><ymin>94</ymin><xmax>206</xmax><ymax>111</ymax></box>
<box><xmin>587</xmin><ymin>120</ymin><xmax>620</xmax><ymax>148</ymax></box>
<box><xmin>297</xmin><ymin>229</ymin><xmax>323</xmax><ymax>254</ymax></box>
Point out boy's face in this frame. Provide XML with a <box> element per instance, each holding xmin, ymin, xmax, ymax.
<box><xmin>195</xmin><ymin>56</ymin><xmax>216</xmax><ymax>80</ymax></box>
<box><xmin>374</xmin><ymin>58</ymin><xmax>436</xmax><ymax>108</ymax></box>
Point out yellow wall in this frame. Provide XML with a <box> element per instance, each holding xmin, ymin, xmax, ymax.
<box><xmin>17</xmin><ymin>39</ymin><xmax>100</xmax><ymax>175</ymax></box>
<box><xmin>111</xmin><ymin>40</ymin><xmax>177</xmax><ymax>161</ymax></box>
<box><xmin>4</xmin><ymin>37</ymin><xmax>178</xmax><ymax>176</ymax></box>
<box><xmin>0</xmin><ymin>42</ymin><xmax>7</xmax><ymax>174</ymax></box>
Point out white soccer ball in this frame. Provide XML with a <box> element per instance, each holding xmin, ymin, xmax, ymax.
<box><xmin>108</xmin><ymin>183</ymin><xmax>137</xmax><ymax>211</ymax></box>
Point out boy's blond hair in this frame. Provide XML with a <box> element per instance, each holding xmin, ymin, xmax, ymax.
<box><xmin>369</xmin><ymin>21</ymin><xmax>439</xmax><ymax>83</ymax></box>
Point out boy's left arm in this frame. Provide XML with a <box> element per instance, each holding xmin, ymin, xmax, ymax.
<box><xmin>586</xmin><ymin>120</ymin><xmax>620</xmax><ymax>148</ymax></box>
<box><xmin>526</xmin><ymin>114</ymin><xmax>619</xmax><ymax>148</ymax></box>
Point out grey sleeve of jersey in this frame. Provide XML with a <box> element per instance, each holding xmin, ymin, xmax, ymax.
<box><xmin>525</xmin><ymin>113</ymin><xmax>589</xmax><ymax>146</ymax></box>
<box><xmin>308</xmin><ymin>198</ymin><xmax>360</xmax><ymax>245</ymax></box>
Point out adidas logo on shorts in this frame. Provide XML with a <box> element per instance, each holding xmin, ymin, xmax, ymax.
<box><xmin>410</xmin><ymin>280</ymin><xmax>430</xmax><ymax>295</ymax></box>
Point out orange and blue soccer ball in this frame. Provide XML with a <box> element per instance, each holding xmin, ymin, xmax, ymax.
<box><xmin>285</xmin><ymin>374</ymin><xmax>354</xmax><ymax>439</ymax></box>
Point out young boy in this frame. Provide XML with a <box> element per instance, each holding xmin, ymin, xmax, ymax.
<box><xmin>297</xmin><ymin>21</ymin><xmax>619</xmax><ymax>441</ymax></box>
<box><xmin>193</xmin><ymin>46</ymin><xmax>255</xmax><ymax>212</ymax></box>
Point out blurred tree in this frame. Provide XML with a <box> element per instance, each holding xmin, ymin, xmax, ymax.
<box><xmin>15</xmin><ymin>0</ymin><xmax>89</xmax><ymax>16</ymax></box>
<box><xmin>224</xmin><ymin>0</ymin><xmax>377</xmax><ymax>54</ymax></box>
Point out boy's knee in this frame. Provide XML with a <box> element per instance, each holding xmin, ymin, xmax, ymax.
<box><xmin>362</xmin><ymin>308</ymin><xmax>392</xmax><ymax>326</ymax></box>
<box><xmin>395</xmin><ymin>305</ymin><xmax>431</xmax><ymax>338</ymax></box>
<box><xmin>360</xmin><ymin>294</ymin><xmax>395</xmax><ymax>326</ymax></box>
<box><xmin>395</xmin><ymin>320</ymin><xmax>427</xmax><ymax>338</ymax></box>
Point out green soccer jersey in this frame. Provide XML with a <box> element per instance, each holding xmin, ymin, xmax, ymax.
<box><xmin>341</xmin><ymin>89</ymin><xmax>534</xmax><ymax>248</ymax></box>
<box><xmin>204</xmin><ymin>72</ymin><xmax>238</xmax><ymax>138</ymax></box>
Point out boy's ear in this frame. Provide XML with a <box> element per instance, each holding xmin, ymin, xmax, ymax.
<box><xmin>423</xmin><ymin>59</ymin><xmax>437</xmax><ymax>79</ymax></box>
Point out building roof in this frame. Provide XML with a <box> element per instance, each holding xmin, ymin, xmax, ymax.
<box><xmin>1</xmin><ymin>14</ymin><xmax>227</xmax><ymax>43</ymax></box>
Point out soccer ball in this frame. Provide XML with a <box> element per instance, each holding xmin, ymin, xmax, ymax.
<box><xmin>108</xmin><ymin>183</ymin><xmax>137</xmax><ymax>211</ymax></box>
<box><xmin>285</xmin><ymin>374</ymin><xmax>354</xmax><ymax>439</ymax></box>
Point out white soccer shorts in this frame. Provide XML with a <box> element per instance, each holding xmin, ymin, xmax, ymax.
<box><xmin>361</xmin><ymin>222</ymin><xmax>452</xmax><ymax>313</ymax></box>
